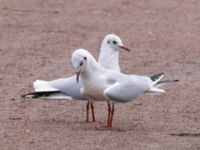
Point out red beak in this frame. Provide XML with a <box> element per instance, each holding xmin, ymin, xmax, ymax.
<box><xmin>76</xmin><ymin>70</ymin><xmax>81</xmax><ymax>83</ymax></box>
<box><xmin>119</xmin><ymin>45</ymin><xmax>130</xmax><ymax>52</ymax></box>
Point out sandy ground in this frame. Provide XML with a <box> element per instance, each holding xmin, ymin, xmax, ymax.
<box><xmin>0</xmin><ymin>0</ymin><xmax>200</xmax><ymax>149</ymax></box>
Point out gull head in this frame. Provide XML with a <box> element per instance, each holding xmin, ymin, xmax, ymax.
<box><xmin>102</xmin><ymin>34</ymin><xmax>130</xmax><ymax>52</ymax></box>
<box><xmin>71</xmin><ymin>49</ymin><xmax>94</xmax><ymax>82</ymax></box>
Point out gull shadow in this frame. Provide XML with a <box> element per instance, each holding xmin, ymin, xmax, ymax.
<box><xmin>27</xmin><ymin>117</ymin><xmax>144</xmax><ymax>132</ymax></box>
<box><xmin>170</xmin><ymin>133</ymin><xmax>200</xmax><ymax>137</ymax></box>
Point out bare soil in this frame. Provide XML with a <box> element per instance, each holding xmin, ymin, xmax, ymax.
<box><xmin>0</xmin><ymin>0</ymin><xmax>200</xmax><ymax>149</ymax></box>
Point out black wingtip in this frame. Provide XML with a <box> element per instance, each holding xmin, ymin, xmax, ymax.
<box><xmin>21</xmin><ymin>93</ymin><xmax>37</xmax><ymax>98</ymax></box>
<box><xmin>157</xmin><ymin>79</ymin><xmax>179</xmax><ymax>84</ymax></box>
<box><xmin>21</xmin><ymin>91</ymin><xmax>61</xmax><ymax>99</ymax></box>
<box><xmin>21</xmin><ymin>93</ymin><xmax>31</xmax><ymax>98</ymax></box>
<box><xmin>151</xmin><ymin>73</ymin><xmax>164</xmax><ymax>82</ymax></box>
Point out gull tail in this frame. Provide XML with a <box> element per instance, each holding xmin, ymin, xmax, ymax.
<box><xmin>148</xmin><ymin>73</ymin><xmax>179</xmax><ymax>94</ymax></box>
<box><xmin>21</xmin><ymin>91</ymin><xmax>73</xmax><ymax>99</ymax></box>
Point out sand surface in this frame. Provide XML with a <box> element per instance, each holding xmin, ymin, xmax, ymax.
<box><xmin>0</xmin><ymin>0</ymin><xmax>200</xmax><ymax>149</ymax></box>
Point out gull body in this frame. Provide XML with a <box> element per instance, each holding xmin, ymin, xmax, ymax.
<box><xmin>72</xmin><ymin>49</ymin><xmax>167</xmax><ymax>129</ymax></box>
<box><xmin>72</xmin><ymin>49</ymin><xmax>161</xmax><ymax>103</ymax></box>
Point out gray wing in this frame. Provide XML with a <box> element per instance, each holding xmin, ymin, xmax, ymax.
<box><xmin>47</xmin><ymin>75</ymin><xmax>84</xmax><ymax>99</ymax></box>
<box><xmin>29</xmin><ymin>75</ymin><xmax>85</xmax><ymax>100</ymax></box>
<box><xmin>104</xmin><ymin>75</ymin><xmax>152</xmax><ymax>103</ymax></box>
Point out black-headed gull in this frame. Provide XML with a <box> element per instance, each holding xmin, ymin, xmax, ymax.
<box><xmin>72</xmin><ymin>49</ymin><xmax>178</xmax><ymax>129</ymax></box>
<box><xmin>22</xmin><ymin>34</ymin><xmax>130</xmax><ymax>123</ymax></box>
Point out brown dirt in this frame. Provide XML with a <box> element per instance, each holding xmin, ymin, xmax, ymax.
<box><xmin>0</xmin><ymin>0</ymin><xmax>200</xmax><ymax>149</ymax></box>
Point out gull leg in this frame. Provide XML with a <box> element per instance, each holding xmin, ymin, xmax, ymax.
<box><xmin>97</xmin><ymin>101</ymin><xmax>112</xmax><ymax>130</ymax></box>
<box><xmin>85</xmin><ymin>101</ymin><xmax>90</xmax><ymax>123</ymax></box>
<box><xmin>109</xmin><ymin>102</ymin><xmax>115</xmax><ymax>129</ymax></box>
<box><xmin>91</xmin><ymin>102</ymin><xmax>96</xmax><ymax>122</ymax></box>
<box><xmin>105</xmin><ymin>101</ymin><xmax>111</xmax><ymax>128</ymax></box>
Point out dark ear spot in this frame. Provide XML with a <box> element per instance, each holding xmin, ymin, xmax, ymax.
<box><xmin>107</xmin><ymin>40</ymin><xmax>110</xmax><ymax>44</ymax></box>
<box><xmin>113</xmin><ymin>41</ymin><xmax>117</xmax><ymax>44</ymax></box>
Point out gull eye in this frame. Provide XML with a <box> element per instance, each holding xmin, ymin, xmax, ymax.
<box><xmin>83</xmin><ymin>56</ymin><xmax>87</xmax><ymax>60</ymax></box>
<box><xmin>113</xmin><ymin>41</ymin><xmax>117</xmax><ymax>44</ymax></box>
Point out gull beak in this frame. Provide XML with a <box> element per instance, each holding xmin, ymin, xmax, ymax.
<box><xmin>76</xmin><ymin>70</ymin><xmax>81</xmax><ymax>83</ymax></box>
<box><xmin>119</xmin><ymin>45</ymin><xmax>130</xmax><ymax>52</ymax></box>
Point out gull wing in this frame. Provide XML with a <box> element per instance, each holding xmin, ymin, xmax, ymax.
<box><xmin>104</xmin><ymin>75</ymin><xmax>151</xmax><ymax>103</ymax></box>
<box><xmin>23</xmin><ymin>76</ymin><xmax>85</xmax><ymax>100</ymax></box>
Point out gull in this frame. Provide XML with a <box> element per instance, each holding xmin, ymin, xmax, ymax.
<box><xmin>22</xmin><ymin>34</ymin><xmax>130</xmax><ymax>123</ymax></box>
<box><xmin>72</xmin><ymin>49</ymin><xmax>178</xmax><ymax>129</ymax></box>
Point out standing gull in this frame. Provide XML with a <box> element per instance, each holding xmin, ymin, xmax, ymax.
<box><xmin>72</xmin><ymin>49</ymin><xmax>178</xmax><ymax>129</ymax></box>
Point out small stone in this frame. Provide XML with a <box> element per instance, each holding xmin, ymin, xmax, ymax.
<box><xmin>11</xmin><ymin>98</ymin><xmax>15</xmax><ymax>101</ymax></box>
<box><xmin>26</xmin><ymin>129</ymin><xmax>31</xmax><ymax>133</ymax></box>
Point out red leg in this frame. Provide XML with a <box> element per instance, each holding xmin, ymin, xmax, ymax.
<box><xmin>85</xmin><ymin>101</ymin><xmax>90</xmax><ymax>123</ymax></box>
<box><xmin>105</xmin><ymin>101</ymin><xmax>111</xmax><ymax>127</ymax></box>
<box><xmin>109</xmin><ymin>103</ymin><xmax>115</xmax><ymax>128</ymax></box>
<box><xmin>97</xmin><ymin>101</ymin><xmax>112</xmax><ymax>130</ymax></box>
<box><xmin>91</xmin><ymin>102</ymin><xmax>96</xmax><ymax>122</ymax></box>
